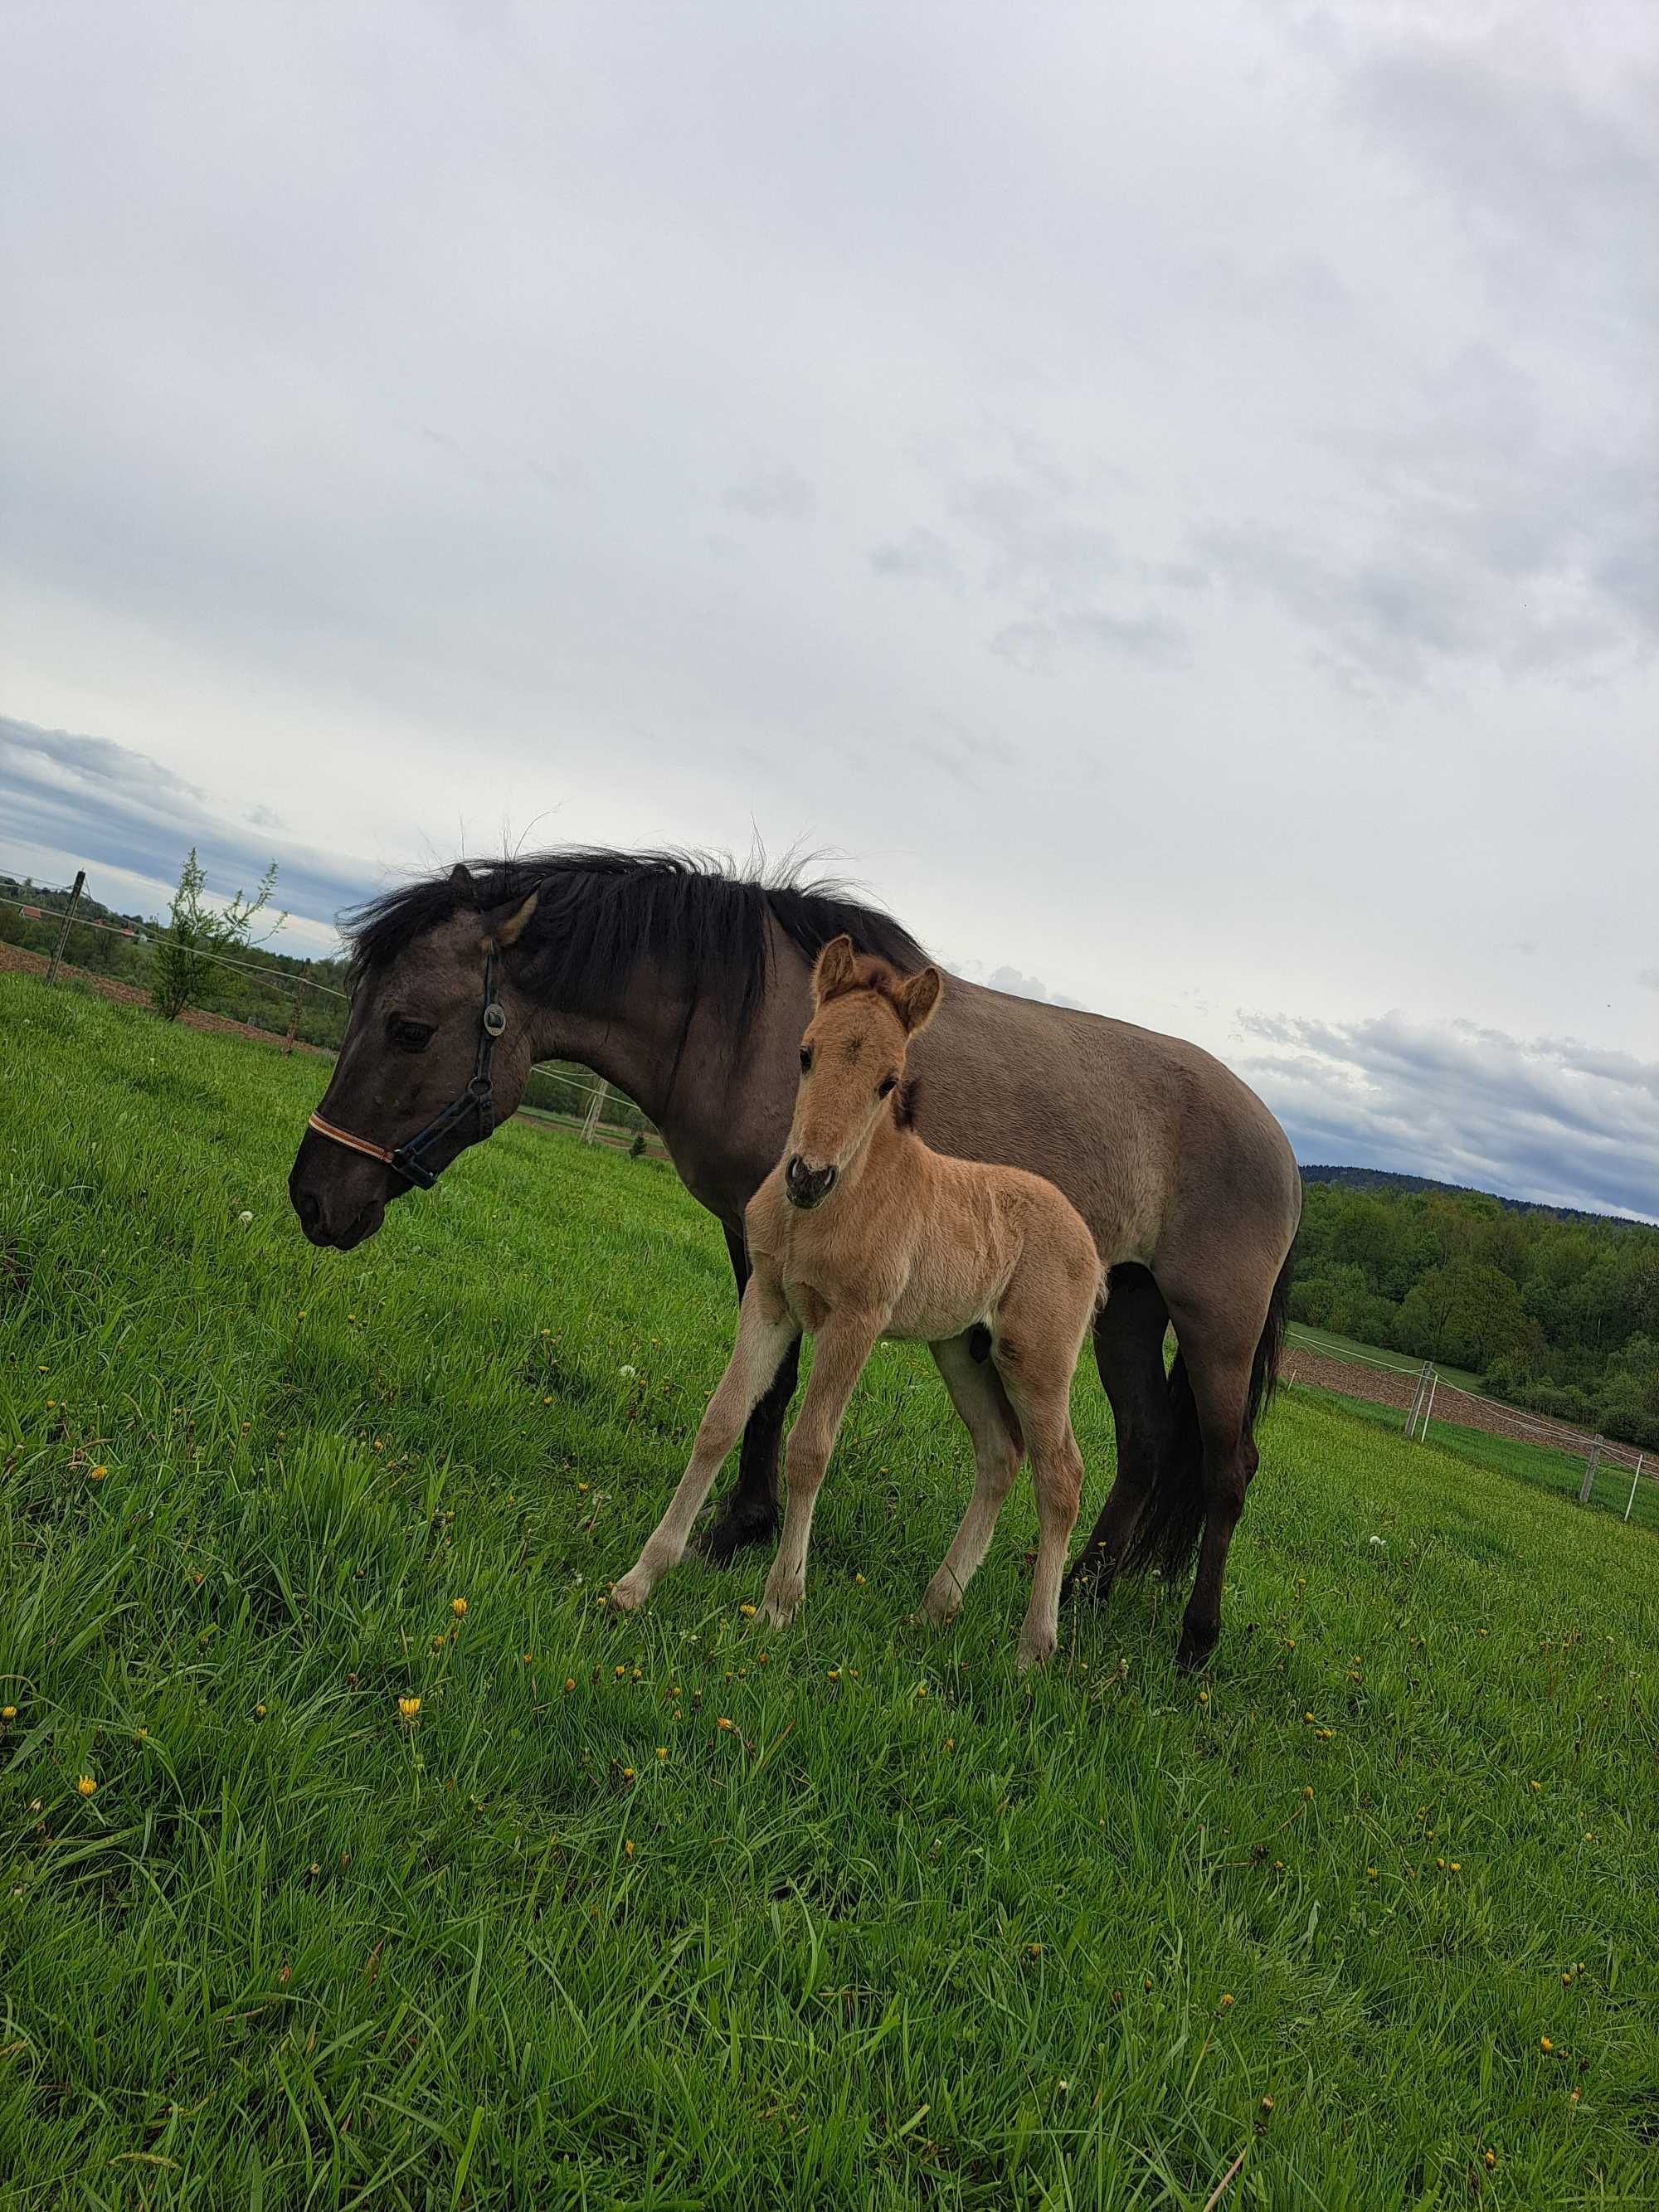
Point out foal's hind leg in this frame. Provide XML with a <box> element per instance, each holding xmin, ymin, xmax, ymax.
<box><xmin>918</xmin><ymin>1334</ymin><xmax>1024</xmax><ymax>1626</ymax></box>
<box><xmin>992</xmin><ymin>1346</ymin><xmax>1085</xmax><ymax>1671</ymax></box>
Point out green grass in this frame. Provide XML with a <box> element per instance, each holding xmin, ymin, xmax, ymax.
<box><xmin>1292</xmin><ymin>1385</ymin><xmax>1659</xmax><ymax>1536</ymax></box>
<box><xmin>3</xmin><ymin>970</ymin><xmax>1657</xmax><ymax>2210</ymax></box>
<box><xmin>1284</xmin><ymin>1321</ymin><xmax>1484</xmax><ymax>1396</ymax></box>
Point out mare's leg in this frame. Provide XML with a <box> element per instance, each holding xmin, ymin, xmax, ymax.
<box><xmin>1160</xmin><ymin>1299</ymin><xmax>1263</xmax><ymax>1673</ymax></box>
<box><xmin>759</xmin><ymin>1314</ymin><xmax>879</xmax><ymax>1628</ymax></box>
<box><xmin>918</xmin><ymin>1333</ymin><xmax>1024</xmax><ymax>1626</ymax></box>
<box><xmin>696</xmin><ymin>1228</ymin><xmax>797</xmax><ymax>1563</ymax></box>
<box><xmin>612</xmin><ymin>1273</ymin><xmax>799</xmax><ymax>1612</ymax></box>
<box><xmin>1063</xmin><ymin>1265</ymin><xmax>1171</xmax><ymax>1606</ymax></box>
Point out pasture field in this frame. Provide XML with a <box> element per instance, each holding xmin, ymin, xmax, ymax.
<box><xmin>1285</xmin><ymin>1322</ymin><xmax>1484</xmax><ymax>1397</ymax></box>
<box><xmin>2</xmin><ymin>970</ymin><xmax>1657</xmax><ymax>2210</ymax></box>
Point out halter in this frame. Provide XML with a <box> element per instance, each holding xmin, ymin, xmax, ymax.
<box><xmin>306</xmin><ymin>950</ymin><xmax>508</xmax><ymax>1191</ymax></box>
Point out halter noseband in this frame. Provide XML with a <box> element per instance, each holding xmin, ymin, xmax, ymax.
<box><xmin>306</xmin><ymin>950</ymin><xmax>508</xmax><ymax>1191</ymax></box>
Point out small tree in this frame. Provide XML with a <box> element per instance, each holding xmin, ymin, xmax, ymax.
<box><xmin>151</xmin><ymin>848</ymin><xmax>283</xmax><ymax>1020</ymax></box>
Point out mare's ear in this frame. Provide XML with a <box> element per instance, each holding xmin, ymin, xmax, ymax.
<box><xmin>482</xmin><ymin>887</ymin><xmax>540</xmax><ymax>953</ymax></box>
<box><xmin>812</xmin><ymin>934</ymin><xmax>859</xmax><ymax>1005</ymax></box>
<box><xmin>450</xmin><ymin>862</ymin><xmax>478</xmax><ymax>909</ymax></box>
<box><xmin>895</xmin><ymin>964</ymin><xmax>942</xmax><ymax>1034</ymax></box>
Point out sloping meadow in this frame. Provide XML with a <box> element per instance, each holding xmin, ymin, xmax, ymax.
<box><xmin>2</xmin><ymin>973</ymin><xmax>1657</xmax><ymax>2208</ymax></box>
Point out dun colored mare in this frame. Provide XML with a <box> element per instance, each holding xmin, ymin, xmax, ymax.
<box><xmin>289</xmin><ymin>851</ymin><xmax>1299</xmax><ymax>1668</ymax></box>
<box><xmin>610</xmin><ymin>939</ymin><xmax>1104</xmax><ymax>1668</ymax></box>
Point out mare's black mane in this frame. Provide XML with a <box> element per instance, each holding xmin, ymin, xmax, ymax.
<box><xmin>346</xmin><ymin>848</ymin><xmax>927</xmax><ymax>1039</ymax></box>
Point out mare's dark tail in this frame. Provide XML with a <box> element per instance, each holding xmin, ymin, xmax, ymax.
<box><xmin>1121</xmin><ymin>1245</ymin><xmax>1296</xmax><ymax>1582</ymax></box>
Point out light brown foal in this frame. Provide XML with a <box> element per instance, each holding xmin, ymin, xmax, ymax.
<box><xmin>611</xmin><ymin>937</ymin><xmax>1104</xmax><ymax>1669</ymax></box>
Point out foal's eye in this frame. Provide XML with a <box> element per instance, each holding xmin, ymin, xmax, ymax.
<box><xmin>877</xmin><ymin>1075</ymin><xmax>897</xmax><ymax>1098</ymax></box>
<box><xmin>389</xmin><ymin>1017</ymin><xmax>435</xmax><ymax>1053</ymax></box>
<box><xmin>799</xmin><ymin>1048</ymin><xmax>813</xmax><ymax>1073</ymax></box>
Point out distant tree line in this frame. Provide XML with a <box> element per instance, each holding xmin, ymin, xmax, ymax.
<box><xmin>1293</xmin><ymin>1176</ymin><xmax>1659</xmax><ymax>1448</ymax></box>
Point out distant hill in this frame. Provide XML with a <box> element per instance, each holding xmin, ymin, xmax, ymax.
<box><xmin>1299</xmin><ymin>1164</ymin><xmax>1654</xmax><ymax>1235</ymax></box>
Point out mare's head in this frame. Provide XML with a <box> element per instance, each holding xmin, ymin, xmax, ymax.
<box><xmin>289</xmin><ymin>864</ymin><xmax>542</xmax><ymax>1249</ymax></box>
<box><xmin>783</xmin><ymin>936</ymin><xmax>941</xmax><ymax>1209</ymax></box>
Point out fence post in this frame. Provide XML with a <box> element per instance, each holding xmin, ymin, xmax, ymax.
<box><xmin>1417</xmin><ymin>1369</ymin><xmax>1438</xmax><ymax>1443</ymax></box>
<box><xmin>283</xmin><ymin>980</ymin><xmax>308</xmax><ymax>1054</ymax></box>
<box><xmin>1404</xmin><ymin>1359</ymin><xmax>1431</xmax><ymax>1437</ymax></box>
<box><xmin>1625</xmin><ymin>1453</ymin><xmax>1645</xmax><ymax>1524</ymax></box>
<box><xmin>1578</xmin><ymin>1437</ymin><xmax>1601</xmax><ymax>1506</ymax></box>
<box><xmin>46</xmin><ymin>870</ymin><xmax>86</xmax><ymax>985</ymax></box>
<box><xmin>580</xmin><ymin>1078</ymin><xmax>609</xmax><ymax>1143</ymax></box>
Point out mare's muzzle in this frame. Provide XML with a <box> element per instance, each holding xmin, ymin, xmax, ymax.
<box><xmin>785</xmin><ymin>1155</ymin><xmax>838</xmax><ymax>1209</ymax></box>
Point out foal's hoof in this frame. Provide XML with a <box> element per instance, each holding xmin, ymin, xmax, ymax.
<box><xmin>759</xmin><ymin>1582</ymin><xmax>802</xmax><ymax>1630</ymax></box>
<box><xmin>692</xmin><ymin>1500</ymin><xmax>779</xmax><ymax>1566</ymax></box>
<box><xmin>1015</xmin><ymin>1630</ymin><xmax>1056</xmax><ymax>1675</ymax></box>
<box><xmin>609</xmin><ymin>1573</ymin><xmax>649</xmax><ymax>1615</ymax></box>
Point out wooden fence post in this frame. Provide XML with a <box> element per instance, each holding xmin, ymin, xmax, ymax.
<box><xmin>46</xmin><ymin>870</ymin><xmax>85</xmax><ymax>986</ymax></box>
<box><xmin>580</xmin><ymin>1079</ymin><xmax>609</xmax><ymax>1143</ymax></box>
<box><xmin>284</xmin><ymin>980</ymin><xmax>307</xmax><ymax>1054</ymax></box>
<box><xmin>1625</xmin><ymin>1453</ymin><xmax>1645</xmax><ymax>1524</ymax></box>
<box><xmin>1578</xmin><ymin>1437</ymin><xmax>1601</xmax><ymax>1506</ymax></box>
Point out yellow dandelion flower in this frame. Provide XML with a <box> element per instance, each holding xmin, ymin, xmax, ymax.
<box><xmin>1484</xmin><ymin>2150</ymin><xmax>1496</xmax><ymax>2169</ymax></box>
<box><xmin>76</xmin><ymin>1775</ymin><xmax>97</xmax><ymax>1796</ymax></box>
<box><xmin>827</xmin><ymin>1668</ymin><xmax>839</xmax><ymax>1680</ymax></box>
<box><xmin>1365</xmin><ymin>1866</ymin><xmax>1376</xmax><ymax>1879</ymax></box>
<box><xmin>624</xmin><ymin>1840</ymin><xmax>634</xmax><ymax>1858</ymax></box>
<box><xmin>1198</xmin><ymin>1689</ymin><xmax>1209</xmax><ymax>1703</ymax></box>
<box><xmin>615</xmin><ymin>1665</ymin><xmax>626</xmax><ymax>1679</ymax></box>
<box><xmin>854</xmin><ymin>1573</ymin><xmax>865</xmax><ymax>1585</ymax></box>
<box><xmin>656</xmin><ymin>1746</ymin><xmax>667</xmax><ymax>1759</ymax></box>
<box><xmin>451</xmin><ymin>1598</ymin><xmax>468</xmax><ymax>1617</ymax></box>
<box><xmin>1449</xmin><ymin>1860</ymin><xmax>1461</xmax><ymax>1872</ymax></box>
<box><xmin>0</xmin><ymin>1706</ymin><xmax>15</xmax><ymax>1722</ymax></box>
<box><xmin>1437</xmin><ymin>1857</ymin><xmax>1446</xmax><ymax>1869</ymax></box>
<box><xmin>1303</xmin><ymin>1786</ymin><xmax>1314</xmax><ymax>1800</ymax></box>
<box><xmin>1540</xmin><ymin>2036</ymin><xmax>1553</xmax><ymax>2052</ymax></box>
<box><xmin>577</xmin><ymin>1481</ymin><xmax>589</xmax><ymax>1493</ymax></box>
<box><xmin>1530</xmin><ymin>1779</ymin><xmax>1541</xmax><ymax>1791</ymax></box>
<box><xmin>90</xmin><ymin>1466</ymin><xmax>107</xmax><ymax>1481</ymax></box>
<box><xmin>398</xmin><ymin>1696</ymin><xmax>421</xmax><ymax>1720</ymax></box>
<box><xmin>620</xmin><ymin>1767</ymin><xmax>635</xmax><ymax>1782</ymax></box>
<box><xmin>915</xmin><ymin>1684</ymin><xmax>927</xmax><ymax>1698</ymax></box>
<box><xmin>563</xmin><ymin>1677</ymin><xmax>575</xmax><ymax>1692</ymax></box>
<box><xmin>1027</xmin><ymin>1943</ymin><xmax>1041</xmax><ymax>1957</ymax></box>
<box><xmin>739</xmin><ymin>1603</ymin><xmax>757</xmax><ymax>1617</ymax></box>
<box><xmin>717</xmin><ymin>1716</ymin><xmax>733</xmax><ymax>1731</ymax></box>
<box><xmin>1219</xmin><ymin>1993</ymin><xmax>1234</xmax><ymax>2008</ymax></box>
<box><xmin>254</xmin><ymin>1704</ymin><xmax>266</xmax><ymax>1719</ymax></box>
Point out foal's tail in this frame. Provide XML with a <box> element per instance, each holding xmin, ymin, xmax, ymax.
<box><xmin>1121</xmin><ymin>1245</ymin><xmax>1296</xmax><ymax>1582</ymax></box>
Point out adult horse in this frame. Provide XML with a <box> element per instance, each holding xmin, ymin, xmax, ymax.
<box><xmin>288</xmin><ymin>850</ymin><xmax>1299</xmax><ymax>1669</ymax></box>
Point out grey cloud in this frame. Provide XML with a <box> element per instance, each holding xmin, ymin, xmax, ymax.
<box><xmin>1238</xmin><ymin>1007</ymin><xmax>1658</xmax><ymax>1220</ymax></box>
<box><xmin>869</xmin><ymin>527</ymin><xmax>961</xmax><ymax>589</ymax></box>
<box><xmin>980</xmin><ymin>964</ymin><xmax>1084</xmax><ymax>1012</ymax></box>
<box><xmin>722</xmin><ymin>466</ymin><xmax>815</xmax><ymax>522</ymax></box>
<box><xmin>1640</xmin><ymin>970</ymin><xmax>1659</xmax><ymax>992</ymax></box>
<box><xmin>0</xmin><ymin>714</ymin><xmax>371</xmax><ymax>939</ymax></box>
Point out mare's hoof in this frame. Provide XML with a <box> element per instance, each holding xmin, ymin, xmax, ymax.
<box><xmin>692</xmin><ymin>1502</ymin><xmax>779</xmax><ymax>1565</ymax></box>
<box><xmin>1062</xmin><ymin>1545</ymin><xmax>1116</xmax><ymax>1608</ymax></box>
<box><xmin>1175</xmin><ymin>1626</ymin><xmax>1219</xmax><ymax>1675</ymax></box>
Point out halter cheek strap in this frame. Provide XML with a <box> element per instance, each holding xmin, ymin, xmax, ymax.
<box><xmin>305</xmin><ymin>950</ymin><xmax>508</xmax><ymax>1192</ymax></box>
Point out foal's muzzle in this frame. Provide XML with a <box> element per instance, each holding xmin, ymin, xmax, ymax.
<box><xmin>785</xmin><ymin>1155</ymin><xmax>837</xmax><ymax>1209</ymax></box>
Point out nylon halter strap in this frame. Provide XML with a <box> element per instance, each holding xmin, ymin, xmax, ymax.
<box><xmin>306</xmin><ymin>950</ymin><xmax>508</xmax><ymax>1192</ymax></box>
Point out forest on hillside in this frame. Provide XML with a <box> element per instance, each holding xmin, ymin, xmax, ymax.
<box><xmin>1293</xmin><ymin>1179</ymin><xmax>1659</xmax><ymax>1448</ymax></box>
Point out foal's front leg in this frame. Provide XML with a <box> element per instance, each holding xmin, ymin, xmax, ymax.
<box><xmin>611</xmin><ymin>1276</ymin><xmax>799</xmax><ymax>1613</ymax></box>
<box><xmin>760</xmin><ymin>1313</ymin><xmax>880</xmax><ymax>1629</ymax></box>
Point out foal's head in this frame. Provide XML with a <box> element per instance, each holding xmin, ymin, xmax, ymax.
<box><xmin>783</xmin><ymin>936</ymin><xmax>941</xmax><ymax>1208</ymax></box>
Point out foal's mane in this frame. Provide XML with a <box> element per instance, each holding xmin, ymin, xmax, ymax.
<box><xmin>346</xmin><ymin>848</ymin><xmax>927</xmax><ymax>1041</ymax></box>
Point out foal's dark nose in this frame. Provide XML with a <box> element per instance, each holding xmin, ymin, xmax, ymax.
<box><xmin>785</xmin><ymin>1155</ymin><xmax>837</xmax><ymax>1208</ymax></box>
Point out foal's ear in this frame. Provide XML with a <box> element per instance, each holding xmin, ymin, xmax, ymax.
<box><xmin>895</xmin><ymin>964</ymin><xmax>942</xmax><ymax>1034</ymax></box>
<box><xmin>449</xmin><ymin>862</ymin><xmax>478</xmax><ymax>909</ymax></box>
<box><xmin>812</xmin><ymin>934</ymin><xmax>859</xmax><ymax>1004</ymax></box>
<box><xmin>482</xmin><ymin>887</ymin><xmax>540</xmax><ymax>952</ymax></box>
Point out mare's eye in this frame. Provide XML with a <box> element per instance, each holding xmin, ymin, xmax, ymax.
<box><xmin>877</xmin><ymin>1075</ymin><xmax>897</xmax><ymax>1098</ymax></box>
<box><xmin>389</xmin><ymin>1017</ymin><xmax>435</xmax><ymax>1053</ymax></box>
<box><xmin>799</xmin><ymin>1048</ymin><xmax>813</xmax><ymax>1073</ymax></box>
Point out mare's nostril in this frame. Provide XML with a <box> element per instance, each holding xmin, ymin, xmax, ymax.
<box><xmin>296</xmin><ymin>1189</ymin><xmax>323</xmax><ymax>1234</ymax></box>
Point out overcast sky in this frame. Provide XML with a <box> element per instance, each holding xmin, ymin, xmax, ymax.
<box><xmin>2</xmin><ymin>2</ymin><xmax>1655</xmax><ymax>1216</ymax></box>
